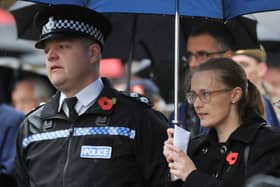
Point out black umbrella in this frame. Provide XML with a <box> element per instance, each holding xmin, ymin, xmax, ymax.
<box><xmin>10</xmin><ymin>3</ymin><xmax>186</xmax><ymax>62</ymax></box>
<box><xmin>10</xmin><ymin>2</ymin><xmax>187</xmax><ymax>102</ymax></box>
<box><xmin>181</xmin><ymin>16</ymin><xmax>259</xmax><ymax>50</ymax></box>
<box><xmin>9</xmin><ymin>2</ymin><xmax>45</xmax><ymax>40</ymax></box>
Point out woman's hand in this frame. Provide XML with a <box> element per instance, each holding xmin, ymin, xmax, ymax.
<box><xmin>163</xmin><ymin>128</ymin><xmax>197</xmax><ymax>181</ymax></box>
<box><xmin>163</xmin><ymin>128</ymin><xmax>175</xmax><ymax>163</ymax></box>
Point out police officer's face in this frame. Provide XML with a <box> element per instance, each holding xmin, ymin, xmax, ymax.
<box><xmin>190</xmin><ymin>70</ymin><xmax>236</xmax><ymax>129</ymax></box>
<box><xmin>44</xmin><ymin>38</ymin><xmax>99</xmax><ymax>96</ymax></box>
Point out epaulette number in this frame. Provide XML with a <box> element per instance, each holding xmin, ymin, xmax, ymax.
<box><xmin>122</xmin><ymin>91</ymin><xmax>152</xmax><ymax>106</ymax></box>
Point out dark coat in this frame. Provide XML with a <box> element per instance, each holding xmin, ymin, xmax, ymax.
<box><xmin>16</xmin><ymin>79</ymin><xmax>169</xmax><ymax>187</ymax></box>
<box><xmin>0</xmin><ymin>104</ymin><xmax>24</xmax><ymax>187</ymax></box>
<box><xmin>168</xmin><ymin>111</ymin><xmax>280</xmax><ymax>187</ymax></box>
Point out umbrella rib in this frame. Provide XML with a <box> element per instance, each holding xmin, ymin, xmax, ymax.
<box><xmin>222</xmin><ymin>0</ymin><xmax>226</xmax><ymax>20</ymax></box>
<box><xmin>85</xmin><ymin>0</ymin><xmax>91</xmax><ymax>7</ymax></box>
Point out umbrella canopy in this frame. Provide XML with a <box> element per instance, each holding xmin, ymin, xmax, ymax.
<box><xmin>181</xmin><ymin>16</ymin><xmax>259</xmax><ymax>50</ymax></box>
<box><xmin>0</xmin><ymin>8</ymin><xmax>37</xmax><ymax>54</ymax></box>
<box><xmin>15</xmin><ymin>0</ymin><xmax>280</xmax><ymax>19</ymax></box>
<box><xmin>10</xmin><ymin>2</ymin><xmax>186</xmax><ymax>61</ymax></box>
<box><xmin>102</xmin><ymin>14</ymin><xmax>186</xmax><ymax>62</ymax></box>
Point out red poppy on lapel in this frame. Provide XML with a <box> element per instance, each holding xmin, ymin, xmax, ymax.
<box><xmin>226</xmin><ymin>152</ymin><xmax>239</xmax><ymax>165</ymax></box>
<box><xmin>98</xmin><ymin>96</ymin><xmax>116</xmax><ymax>111</ymax></box>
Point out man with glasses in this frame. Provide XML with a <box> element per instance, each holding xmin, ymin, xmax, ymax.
<box><xmin>169</xmin><ymin>23</ymin><xmax>235</xmax><ymax>136</ymax></box>
<box><xmin>186</xmin><ymin>24</ymin><xmax>234</xmax><ymax>70</ymax></box>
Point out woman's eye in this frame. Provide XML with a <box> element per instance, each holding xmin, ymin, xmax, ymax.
<box><xmin>202</xmin><ymin>91</ymin><xmax>209</xmax><ymax>98</ymax></box>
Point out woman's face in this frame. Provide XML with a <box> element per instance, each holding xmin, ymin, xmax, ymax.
<box><xmin>190</xmin><ymin>70</ymin><xmax>235</xmax><ymax>128</ymax></box>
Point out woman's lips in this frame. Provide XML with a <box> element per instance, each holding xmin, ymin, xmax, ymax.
<box><xmin>197</xmin><ymin>112</ymin><xmax>208</xmax><ymax>118</ymax></box>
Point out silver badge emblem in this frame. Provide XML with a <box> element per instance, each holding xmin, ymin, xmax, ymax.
<box><xmin>46</xmin><ymin>17</ymin><xmax>55</xmax><ymax>30</ymax></box>
<box><xmin>43</xmin><ymin>17</ymin><xmax>55</xmax><ymax>34</ymax></box>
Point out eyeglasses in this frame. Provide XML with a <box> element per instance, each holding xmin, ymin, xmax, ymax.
<box><xmin>186</xmin><ymin>88</ymin><xmax>233</xmax><ymax>104</ymax></box>
<box><xmin>273</xmin><ymin>99</ymin><xmax>280</xmax><ymax>109</ymax></box>
<box><xmin>185</xmin><ymin>50</ymin><xmax>227</xmax><ymax>62</ymax></box>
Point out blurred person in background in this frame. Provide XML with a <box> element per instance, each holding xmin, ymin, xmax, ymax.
<box><xmin>99</xmin><ymin>58</ymin><xmax>127</xmax><ymax>91</ymax></box>
<box><xmin>264</xmin><ymin>64</ymin><xmax>280</xmax><ymax>119</ymax></box>
<box><xmin>12</xmin><ymin>76</ymin><xmax>54</xmax><ymax>114</ymax></box>
<box><xmin>264</xmin><ymin>66</ymin><xmax>280</xmax><ymax>99</ymax></box>
<box><xmin>130</xmin><ymin>78</ymin><xmax>166</xmax><ymax>112</ymax></box>
<box><xmin>232</xmin><ymin>46</ymin><xmax>280</xmax><ymax>127</ymax></box>
<box><xmin>0</xmin><ymin>102</ymin><xmax>24</xmax><ymax>187</ymax></box>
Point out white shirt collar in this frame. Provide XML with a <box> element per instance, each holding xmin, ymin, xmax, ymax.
<box><xmin>58</xmin><ymin>78</ymin><xmax>104</xmax><ymax>114</ymax></box>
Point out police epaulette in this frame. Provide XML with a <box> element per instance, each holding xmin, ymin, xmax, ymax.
<box><xmin>120</xmin><ymin>91</ymin><xmax>152</xmax><ymax>107</ymax></box>
<box><xmin>25</xmin><ymin>102</ymin><xmax>46</xmax><ymax>117</ymax></box>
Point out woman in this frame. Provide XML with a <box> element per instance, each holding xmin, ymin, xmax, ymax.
<box><xmin>163</xmin><ymin>58</ymin><xmax>280</xmax><ymax>187</ymax></box>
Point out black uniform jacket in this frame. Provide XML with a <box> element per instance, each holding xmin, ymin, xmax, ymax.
<box><xmin>169</xmin><ymin>111</ymin><xmax>280</xmax><ymax>187</ymax></box>
<box><xmin>16</xmin><ymin>79</ymin><xmax>169</xmax><ymax>187</ymax></box>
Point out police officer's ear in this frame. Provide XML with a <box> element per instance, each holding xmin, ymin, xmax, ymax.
<box><xmin>88</xmin><ymin>43</ymin><xmax>101</xmax><ymax>63</ymax></box>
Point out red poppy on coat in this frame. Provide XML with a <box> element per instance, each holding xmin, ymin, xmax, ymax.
<box><xmin>98</xmin><ymin>96</ymin><xmax>113</xmax><ymax>111</ymax></box>
<box><xmin>226</xmin><ymin>152</ymin><xmax>239</xmax><ymax>165</ymax></box>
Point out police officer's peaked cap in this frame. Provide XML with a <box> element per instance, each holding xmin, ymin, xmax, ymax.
<box><xmin>34</xmin><ymin>5</ymin><xmax>111</xmax><ymax>49</ymax></box>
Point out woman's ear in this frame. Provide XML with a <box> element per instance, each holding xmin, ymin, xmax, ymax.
<box><xmin>231</xmin><ymin>87</ymin><xmax>243</xmax><ymax>104</ymax></box>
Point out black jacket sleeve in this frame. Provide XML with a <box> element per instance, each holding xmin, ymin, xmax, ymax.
<box><xmin>134</xmin><ymin>108</ymin><xmax>169</xmax><ymax>187</ymax></box>
<box><xmin>15</xmin><ymin>119</ymin><xmax>31</xmax><ymax>187</ymax></box>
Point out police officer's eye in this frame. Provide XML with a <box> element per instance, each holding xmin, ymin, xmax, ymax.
<box><xmin>44</xmin><ymin>48</ymin><xmax>49</xmax><ymax>54</ymax></box>
<box><xmin>59</xmin><ymin>43</ymin><xmax>72</xmax><ymax>49</ymax></box>
<box><xmin>59</xmin><ymin>44</ymin><xmax>66</xmax><ymax>49</ymax></box>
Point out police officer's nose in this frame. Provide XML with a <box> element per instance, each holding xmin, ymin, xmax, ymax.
<box><xmin>46</xmin><ymin>47</ymin><xmax>59</xmax><ymax>61</ymax></box>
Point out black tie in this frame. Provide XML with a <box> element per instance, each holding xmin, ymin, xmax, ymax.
<box><xmin>64</xmin><ymin>97</ymin><xmax>78</xmax><ymax>121</ymax></box>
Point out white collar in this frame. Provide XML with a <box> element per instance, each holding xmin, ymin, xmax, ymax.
<box><xmin>58</xmin><ymin>78</ymin><xmax>104</xmax><ymax>113</ymax></box>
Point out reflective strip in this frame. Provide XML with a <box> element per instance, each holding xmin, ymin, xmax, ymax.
<box><xmin>74</xmin><ymin>127</ymin><xmax>136</xmax><ymax>139</ymax></box>
<box><xmin>22</xmin><ymin>126</ymin><xmax>136</xmax><ymax>148</ymax></box>
<box><xmin>22</xmin><ymin>129</ymin><xmax>71</xmax><ymax>148</ymax></box>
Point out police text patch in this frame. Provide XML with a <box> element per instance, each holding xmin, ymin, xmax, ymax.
<box><xmin>80</xmin><ymin>146</ymin><xmax>112</xmax><ymax>159</ymax></box>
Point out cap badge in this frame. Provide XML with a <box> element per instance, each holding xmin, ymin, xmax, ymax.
<box><xmin>45</xmin><ymin>17</ymin><xmax>55</xmax><ymax>32</ymax></box>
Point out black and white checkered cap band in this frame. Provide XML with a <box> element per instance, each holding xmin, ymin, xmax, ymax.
<box><xmin>42</xmin><ymin>17</ymin><xmax>104</xmax><ymax>45</ymax></box>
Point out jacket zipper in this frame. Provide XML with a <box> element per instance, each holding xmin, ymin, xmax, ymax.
<box><xmin>62</xmin><ymin>127</ymin><xmax>74</xmax><ymax>187</ymax></box>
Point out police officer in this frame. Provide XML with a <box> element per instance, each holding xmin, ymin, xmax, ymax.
<box><xmin>16</xmin><ymin>5</ymin><xmax>168</xmax><ymax>187</ymax></box>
